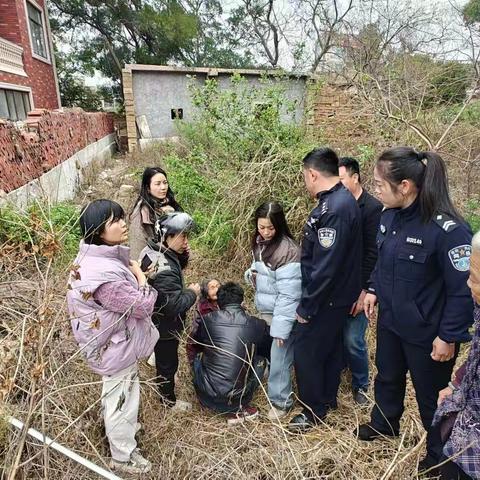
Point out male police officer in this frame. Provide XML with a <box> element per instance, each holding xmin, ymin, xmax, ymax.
<box><xmin>289</xmin><ymin>148</ymin><xmax>362</xmax><ymax>431</ymax></box>
<box><xmin>339</xmin><ymin>157</ymin><xmax>383</xmax><ymax>404</ymax></box>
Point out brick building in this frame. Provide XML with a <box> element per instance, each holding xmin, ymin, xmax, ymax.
<box><xmin>0</xmin><ymin>0</ymin><xmax>60</xmax><ymax>121</ymax></box>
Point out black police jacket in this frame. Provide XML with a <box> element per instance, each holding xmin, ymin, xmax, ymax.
<box><xmin>140</xmin><ymin>240</ymin><xmax>196</xmax><ymax>339</ymax></box>
<box><xmin>369</xmin><ymin>200</ymin><xmax>473</xmax><ymax>346</ymax></box>
<box><xmin>193</xmin><ymin>304</ymin><xmax>268</xmax><ymax>401</ymax></box>
<box><xmin>297</xmin><ymin>182</ymin><xmax>362</xmax><ymax>319</ymax></box>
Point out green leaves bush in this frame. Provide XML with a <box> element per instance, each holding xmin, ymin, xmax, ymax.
<box><xmin>157</xmin><ymin>74</ymin><xmax>317</xmax><ymax>258</ymax></box>
<box><xmin>0</xmin><ymin>202</ymin><xmax>80</xmax><ymax>263</ymax></box>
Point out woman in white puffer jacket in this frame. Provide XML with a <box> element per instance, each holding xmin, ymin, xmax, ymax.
<box><xmin>245</xmin><ymin>202</ymin><xmax>302</xmax><ymax>420</ymax></box>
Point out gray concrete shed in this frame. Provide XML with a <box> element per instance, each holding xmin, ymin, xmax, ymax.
<box><xmin>122</xmin><ymin>65</ymin><xmax>309</xmax><ymax>151</ymax></box>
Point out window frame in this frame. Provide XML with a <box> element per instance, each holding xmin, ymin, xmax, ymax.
<box><xmin>0</xmin><ymin>82</ymin><xmax>34</xmax><ymax>121</ymax></box>
<box><xmin>24</xmin><ymin>0</ymin><xmax>51</xmax><ymax>64</ymax></box>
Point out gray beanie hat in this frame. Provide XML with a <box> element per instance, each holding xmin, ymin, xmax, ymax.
<box><xmin>154</xmin><ymin>212</ymin><xmax>195</xmax><ymax>241</ymax></box>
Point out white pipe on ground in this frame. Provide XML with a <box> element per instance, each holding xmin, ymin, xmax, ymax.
<box><xmin>8</xmin><ymin>416</ymin><xmax>123</xmax><ymax>480</ymax></box>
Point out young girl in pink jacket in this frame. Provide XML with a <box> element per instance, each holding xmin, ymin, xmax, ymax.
<box><xmin>67</xmin><ymin>199</ymin><xmax>159</xmax><ymax>475</ymax></box>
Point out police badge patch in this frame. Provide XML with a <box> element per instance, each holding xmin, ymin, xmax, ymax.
<box><xmin>318</xmin><ymin>227</ymin><xmax>336</xmax><ymax>248</ymax></box>
<box><xmin>448</xmin><ymin>245</ymin><xmax>471</xmax><ymax>272</ymax></box>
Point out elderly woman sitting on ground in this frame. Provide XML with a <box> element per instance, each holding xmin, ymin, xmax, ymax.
<box><xmin>433</xmin><ymin>230</ymin><xmax>480</xmax><ymax>480</ymax></box>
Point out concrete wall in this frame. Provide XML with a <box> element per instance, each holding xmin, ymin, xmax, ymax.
<box><xmin>4</xmin><ymin>133</ymin><xmax>116</xmax><ymax>209</ymax></box>
<box><xmin>130</xmin><ymin>71</ymin><xmax>307</xmax><ymax>140</ymax></box>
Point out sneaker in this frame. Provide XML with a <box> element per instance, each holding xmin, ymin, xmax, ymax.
<box><xmin>130</xmin><ymin>449</ymin><xmax>152</xmax><ymax>470</ymax></box>
<box><xmin>353</xmin><ymin>388</ymin><xmax>370</xmax><ymax>405</ymax></box>
<box><xmin>226</xmin><ymin>406</ymin><xmax>259</xmax><ymax>425</ymax></box>
<box><xmin>288</xmin><ymin>412</ymin><xmax>317</xmax><ymax>433</ymax></box>
<box><xmin>110</xmin><ymin>451</ymin><xmax>151</xmax><ymax>475</ymax></box>
<box><xmin>353</xmin><ymin>423</ymin><xmax>398</xmax><ymax>441</ymax></box>
<box><xmin>171</xmin><ymin>399</ymin><xmax>192</xmax><ymax>412</ymax></box>
<box><xmin>267</xmin><ymin>405</ymin><xmax>289</xmax><ymax>420</ymax></box>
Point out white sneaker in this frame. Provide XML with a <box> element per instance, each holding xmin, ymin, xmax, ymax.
<box><xmin>110</xmin><ymin>450</ymin><xmax>151</xmax><ymax>475</ymax></box>
<box><xmin>130</xmin><ymin>449</ymin><xmax>152</xmax><ymax>470</ymax></box>
<box><xmin>147</xmin><ymin>352</ymin><xmax>155</xmax><ymax>367</ymax></box>
<box><xmin>171</xmin><ymin>399</ymin><xmax>192</xmax><ymax>412</ymax></box>
<box><xmin>268</xmin><ymin>405</ymin><xmax>288</xmax><ymax>420</ymax></box>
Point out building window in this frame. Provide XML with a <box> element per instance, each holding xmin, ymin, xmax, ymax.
<box><xmin>171</xmin><ymin>108</ymin><xmax>183</xmax><ymax>120</ymax></box>
<box><xmin>27</xmin><ymin>1</ymin><xmax>48</xmax><ymax>60</ymax></box>
<box><xmin>0</xmin><ymin>88</ymin><xmax>31</xmax><ymax>121</ymax></box>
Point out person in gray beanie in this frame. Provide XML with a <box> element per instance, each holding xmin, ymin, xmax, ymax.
<box><xmin>140</xmin><ymin>212</ymin><xmax>200</xmax><ymax>411</ymax></box>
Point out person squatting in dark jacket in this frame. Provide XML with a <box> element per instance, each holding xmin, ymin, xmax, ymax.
<box><xmin>140</xmin><ymin>212</ymin><xmax>201</xmax><ymax>412</ymax></box>
<box><xmin>356</xmin><ymin>147</ymin><xmax>473</xmax><ymax>476</ymax></box>
<box><xmin>289</xmin><ymin>147</ymin><xmax>363</xmax><ymax>432</ymax></box>
<box><xmin>192</xmin><ymin>282</ymin><xmax>270</xmax><ymax>425</ymax></box>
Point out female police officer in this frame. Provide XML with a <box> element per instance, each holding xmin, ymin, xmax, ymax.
<box><xmin>355</xmin><ymin>147</ymin><xmax>473</xmax><ymax>475</ymax></box>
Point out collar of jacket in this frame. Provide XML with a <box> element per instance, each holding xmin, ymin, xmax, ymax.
<box><xmin>357</xmin><ymin>188</ymin><xmax>367</xmax><ymax>206</ymax></box>
<box><xmin>78</xmin><ymin>240</ymin><xmax>130</xmax><ymax>266</ymax></box>
<box><xmin>315</xmin><ymin>181</ymin><xmax>343</xmax><ymax>201</ymax></box>
<box><xmin>146</xmin><ymin>238</ymin><xmax>180</xmax><ymax>262</ymax></box>
<box><xmin>222</xmin><ymin>304</ymin><xmax>244</xmax><ymax>313</ymax></box>
<box><xmin>395</xmin><ymin>197</ymin><xmax>420</xmax><ymax>220</ymax></box>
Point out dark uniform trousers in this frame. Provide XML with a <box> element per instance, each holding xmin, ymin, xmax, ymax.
<box><xmin>154</xmin><ymin>337</ymin><xmax>180</xmax><ymax>405</ymax></box>
<box><xmin>371</xmin><ymin>325</ymin><xmax>458</xmax><ymax>461</ymax></box>
<box><xmin>294</xmin><ymin>305</ymin><xmax>349</xmax><ymax>420</ymax></box>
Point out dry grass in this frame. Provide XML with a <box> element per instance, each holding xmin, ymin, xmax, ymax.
<box><xmin>0</xmin><ymin>153</ymin><xmax>469</xmax><ymax>480</ymax></box>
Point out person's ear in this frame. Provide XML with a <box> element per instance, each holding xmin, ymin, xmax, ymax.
<box><xmin>399</xmin><ymin>179</ymin><xmax>413</xmax><ymax>196</ymax></box>
<box><xmin>308</xmin><ymin>168</ymin><xmax>318</xmax><ymax>182</ymax></box>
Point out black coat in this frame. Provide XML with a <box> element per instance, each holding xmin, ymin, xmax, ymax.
<box><xmin>140</xmin><ymin>241</ymin><xmax>196</xmax><ymax>339</ymax></box>
<box><xmin>193</xmin><ymin>304</ymin><xmax>268</xmax><ymax>401</ymax></box>
<box><xmin>357</xmin><ymin>189</ymin><xmax>383</xmax><ymax>291</ymax></box>
<box><xmin>297</xmin><ymin>182</ymin><xmax>362</xmax><ymax>319</ymax></box>
<box><xmin>369</xmin><ymin>201</ymin><xmax>473</xmax><ymax>346</ymax></box>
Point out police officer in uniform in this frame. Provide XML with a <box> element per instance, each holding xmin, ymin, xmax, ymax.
<box><xmin>289</xmin><ymin>147</ymin><xmax>362</xmax><ymax>431</ymax></box>
<box><xmin>355</xmin><ymin>147</ymin><xmax>473</xmax><ymax>476</ymax></box>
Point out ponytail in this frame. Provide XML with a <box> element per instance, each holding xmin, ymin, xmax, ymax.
<box><xmin>377</xmin><ymin>147</ymin><xmax>461</xmax><ymax>223</ymax></box>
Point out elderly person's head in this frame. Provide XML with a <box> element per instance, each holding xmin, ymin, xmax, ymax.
<box><xmin>468</xmin><ymin>231</ymin><xmax>480</xmax><ymax>304</ymax></box>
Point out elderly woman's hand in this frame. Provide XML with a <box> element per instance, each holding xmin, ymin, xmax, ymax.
<box><xmin>437</xmin><ymin>386</ymin><xmax>454</xmax><ymax>406</ymax></box>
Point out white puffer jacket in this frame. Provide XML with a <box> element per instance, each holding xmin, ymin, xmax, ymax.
<box><xmin>245</xmin><ymin>236</ymin><xmax>302</xmax><ymax>339</ymax></box>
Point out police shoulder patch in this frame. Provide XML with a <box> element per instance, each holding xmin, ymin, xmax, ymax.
<box><xmin>448</xmin><ymin>244</ymin><xmax>471</xmax><ymax>272</ymax></box>
<box><xmin>433</xmin><ymin>213</ymin><xmax>459</xmax><ymax>233</ymax></box>
<box><xmin>318</xmin><ymin>227</ymin><xmax>336</xmax><ymax>248</ymax></box>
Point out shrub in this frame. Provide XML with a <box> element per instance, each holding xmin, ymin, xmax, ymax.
<box><xmin>0</xmin><ymin>202</ymin><xmax>80</xmax><ymax>263</ymax></box>
<box><xmin>466</xmin><ymin>198</ymin><xmax>480</xmax><ymax>233</ymax></box>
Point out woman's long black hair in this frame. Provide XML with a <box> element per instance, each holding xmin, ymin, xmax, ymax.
<box><xmin>131</xmin><ymin>167</ymin><xmax>182</xmax><ymax>222</ymax></box>
<box><xmin>376</xmin><ymin>147</ymin><xmax>462</xmax><ymax>223</ymax></box>
<box><xmin>251</xmin><ymin>201</ymin><xmax>293</xmax><ymax>250</ymax></box>
<box><xmin>80</xmin><ymin>199</ymin><xmax>125</xmax><ymax>245</ymax></box>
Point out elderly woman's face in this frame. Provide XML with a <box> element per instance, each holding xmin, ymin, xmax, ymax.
<box><xmin>467</xmin><ymin>250</ymin><xmax>480</xmax><ymax>304</ymax></box>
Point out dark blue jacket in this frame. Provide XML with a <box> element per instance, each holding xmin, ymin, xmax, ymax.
<box><xmin>297</xmin><ymin>182</ymin><xmax>362</xmax><ymax>319</ymax></box>
<box><xmin>369</xmin><ymin>201</ymin><xmax>473</xmax><ymax>346</ymax></box>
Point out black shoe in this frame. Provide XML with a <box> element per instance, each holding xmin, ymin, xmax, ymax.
<box><xmin>354</xmin><ymin>423</ymin><xmax>398</xmax><ymax>441</ymax></box>
<box><xmin>418</xmin><ymin>455</ymin><xmax>441</xmax><ymax>478</ymax></box>
<box><xmin>353</xmin><ymin>388</ymin><xmax>369</xmax><ymax>405</ymax></box>
<box><xmin>288</xmin><ymin>413</ymin><xmax>316</xmax><ymax>433</ymax></box>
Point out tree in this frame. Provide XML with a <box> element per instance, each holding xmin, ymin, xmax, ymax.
<box><xmin>49</xmin><ymin>0</ymin><xmax>198</xmax><ymax>93</ymax></box>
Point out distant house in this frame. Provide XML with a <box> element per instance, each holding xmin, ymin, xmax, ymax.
<box><xmin>122</xmin><ymin>64</ymin><xmax>308</xmax><ymax>151</ymax></box>
<box><xmin>0</xmin><ymin>0</ymin><xmax>60</xmax><ymax>121</ymax></box>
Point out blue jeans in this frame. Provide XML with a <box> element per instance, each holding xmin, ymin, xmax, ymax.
<box><xmin>343</xmin><ymin>311</ymin><xmax>369</xmax><ymax>390</ymax></box>
<box><xmin>268</xmin><ymin>332</ymin><xmax>295</xmax><ymax>410</ymax></box>
<box><xmin>193</xmin><ymin>354</ymin><xmax>266</xmax><ymax>413</ymax></box>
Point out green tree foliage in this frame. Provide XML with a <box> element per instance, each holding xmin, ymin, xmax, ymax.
<box><xmin>464</xmin><ymin>0</ymin><xmax>480</xmax><ymax>24</ymax></box>
<box><xmin>55</xmin><ymin>49</ymin><xmax>103</xmax><ymax>110</ymax></box>
<box><xmin>49</xmin><ymin>0</ymin><xmax>257</xmax><ymax>95</ymax></box>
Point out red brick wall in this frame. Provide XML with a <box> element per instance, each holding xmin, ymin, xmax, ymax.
<box><xmin>0</xmin><ymin>0</ymin><xmax>60</xmax><ymax>109</ymax></box>
<box><xmin>0</xmin><ymin>110</ymin><xmax>114</xmax><ymax>193</ymax></box>
<box><xmin>0</xmin><ymin>0</ymin><xmax>22</xmax><ymax>44</ymax></box>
